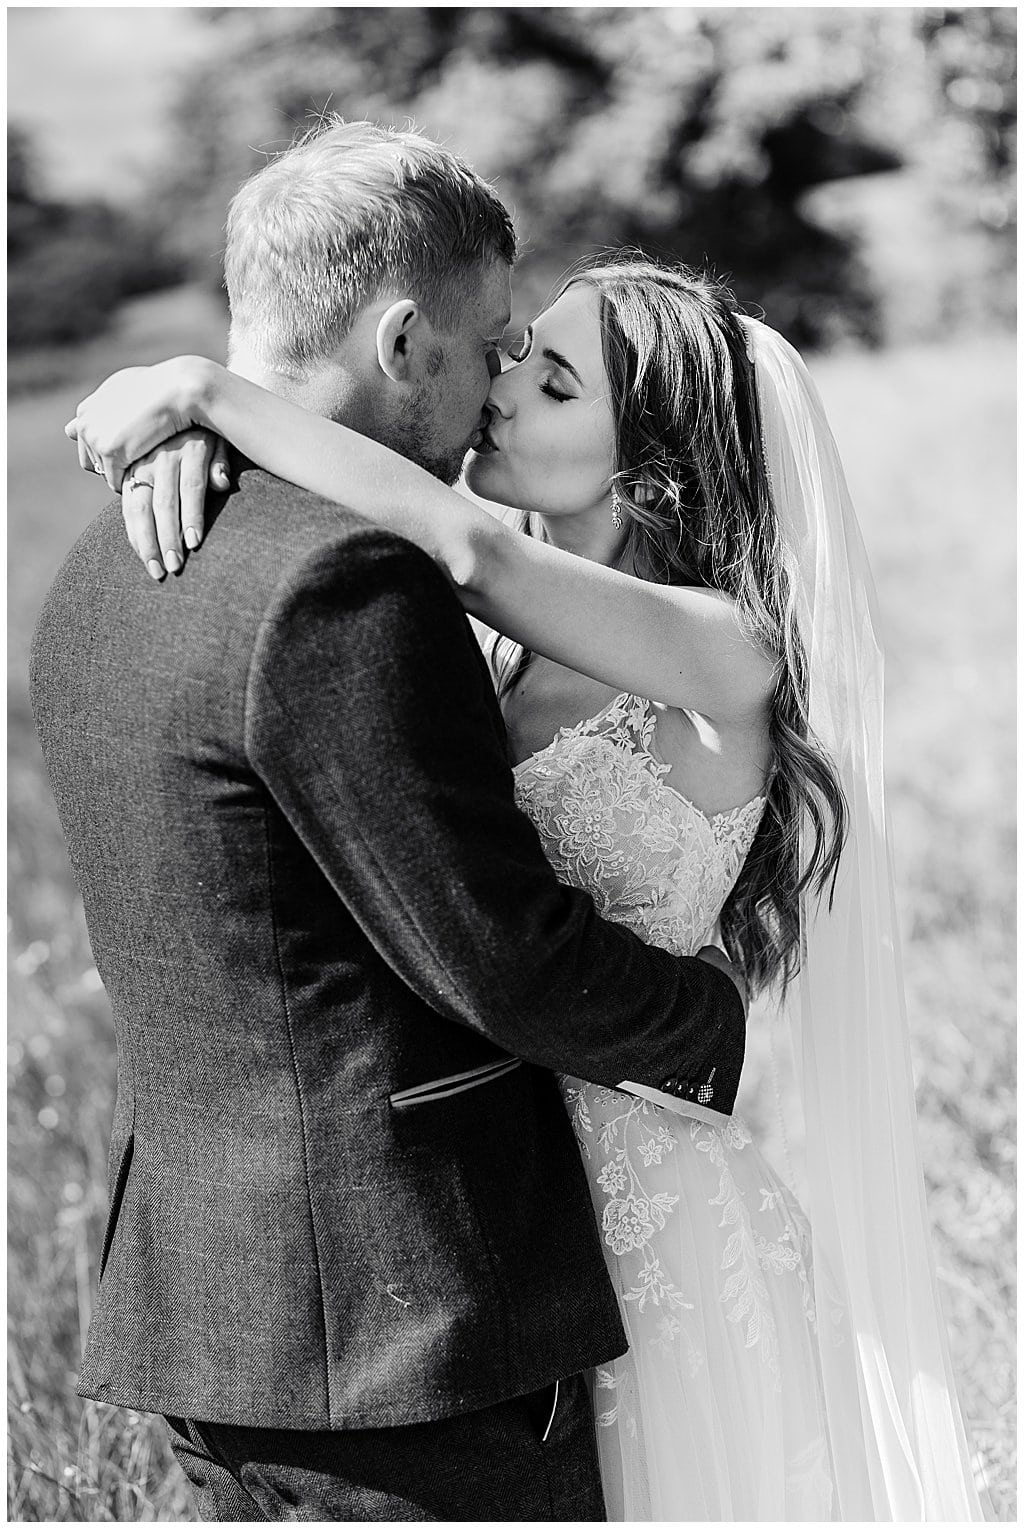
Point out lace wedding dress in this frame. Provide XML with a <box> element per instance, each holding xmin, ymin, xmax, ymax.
<box><xmin>514</xmin><ymin>689</ymin><xmax>837</xmax><ymax>1522</ymax></box>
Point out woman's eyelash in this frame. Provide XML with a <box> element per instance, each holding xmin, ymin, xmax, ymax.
<box><xmin>541</xmin><ymin>381</ymin><xmax>572</xmax><ymax>402</ymax></box>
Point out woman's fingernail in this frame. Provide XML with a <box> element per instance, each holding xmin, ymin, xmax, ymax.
<box><xmin>163</xmin><ymin>550</ymin><xmax>183</xmax><ymax>574</ymax></box>
<box><xmin>184</xmin><ymin>528</ymin><xmax>200</xmax><ymax>550</ymax></box>
<box><xmin>147</xmin><ymin>559</ymin><xmax>165</xmax><ymax>581</ymax></box>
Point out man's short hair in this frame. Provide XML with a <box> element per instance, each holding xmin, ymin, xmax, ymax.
<box><xmin>225</xmin><ymin>117</ymin><xmax>517</xmax><ymax>374</ymax></box>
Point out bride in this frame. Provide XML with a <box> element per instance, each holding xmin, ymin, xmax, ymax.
<box><xmin>68</xmin><ymin>255</ymin><xmax>984</xmax><ymax>1521</ymax></box>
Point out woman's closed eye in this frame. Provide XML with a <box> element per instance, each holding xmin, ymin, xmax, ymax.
<box><xmin>540</xmin><ymin>378</ymin><xmax>573</xmax><ymax>402</ymax></box>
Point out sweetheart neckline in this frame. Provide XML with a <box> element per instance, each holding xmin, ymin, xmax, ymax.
<box><xmin>511</xmin><ymin>690</ymin><xmax>766</xmax><ymax>831</ymax></box>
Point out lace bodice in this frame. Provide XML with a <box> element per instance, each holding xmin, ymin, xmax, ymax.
<box><xmin>512</xmin><ymin>691</ymin><xmax>764</xmax><ymax>958</ymax></box>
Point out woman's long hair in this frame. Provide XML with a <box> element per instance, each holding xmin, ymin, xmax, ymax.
<box><xmin>493</xmin><ymin>255</ymin><xmax>847</xmax><ymax>996</ymax></box>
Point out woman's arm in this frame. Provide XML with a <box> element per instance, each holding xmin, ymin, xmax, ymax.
<box><xmin>69</xmin><ymin>356</ymin><xmax>775</xmax><ymax>720</ymax></box>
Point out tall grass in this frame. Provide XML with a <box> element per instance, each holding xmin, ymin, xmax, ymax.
<box><xmin>8</xmin><ymin>287</ymin><xmax>226</xmax><ymax>1521</ymax></box>
<box><xmin>7</xmin><ymin>288</ymin><xmax>1015</xmax><ymax>1519</ymax></box>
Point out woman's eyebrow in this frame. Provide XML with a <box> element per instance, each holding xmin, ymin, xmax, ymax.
<box><xmin>542</xmin><ymin>346</ymin><xmax>583</xmax><ymax>386</ymax></box>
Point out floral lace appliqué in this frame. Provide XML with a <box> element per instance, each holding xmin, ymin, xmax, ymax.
<box><xmin>516</xmin><ymin>692</ymin><xmax>830</xmax><ymax>1505</ymax></box>
<box><xmin>516</xmin><ymin>696</ymin><xmax>821</xmax><ymax>1381</ymax></box>
<box><xmin>513</xmin><ymin>692</ymin><xmax>765</xmax><ymax>956</ymax></box>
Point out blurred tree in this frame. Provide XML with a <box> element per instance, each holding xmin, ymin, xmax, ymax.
<box><xmin>919</xmin><ymin>5</ymin><xmax>1016</xmax><ymax>325</ymax></box>
<box><xmin>8</xmin><ymin>125</ymin><xmax>48</xmax><ymax>255</ymax></box>
<box><xmin>151</xmin><ymin>7</ymin><xmax>1016</xmax><ymax>348</ymax></box>
<box><xmin>921</xmin><ymin>6</ymin><xmax>1015</xmax><ymax>214</ymax></box>
<box><xmin>7</xmin><ymin>123</ymin><xmax>183</xmax><ymax>349</ymax></box>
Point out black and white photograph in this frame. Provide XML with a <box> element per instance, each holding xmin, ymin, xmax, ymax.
<box><xmin>8</xmin><ymin>4</ymin><xmax>1015</xmax><ymax>1521</ymax></box>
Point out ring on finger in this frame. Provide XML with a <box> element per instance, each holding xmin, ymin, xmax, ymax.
<box><xmin>124</xmin><ymin>474</ymin><xmax>152</xmax><ymax>494</ymax></box>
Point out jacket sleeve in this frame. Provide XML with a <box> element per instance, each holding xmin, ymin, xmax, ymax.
<box><xmin>245</xmin><ymin>528</ymin><xmax>745</xmax><ymax>1113</ymax></box>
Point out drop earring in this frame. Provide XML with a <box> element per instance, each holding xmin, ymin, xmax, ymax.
<box><xmin>610</xmin><ymin>487</ymin><xmax>624</xmax><ymax>530</ymax></box>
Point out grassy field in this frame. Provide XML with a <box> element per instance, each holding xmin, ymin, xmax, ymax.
<box><xmin>8</xmin><ymin>286</ymin><xmax>1016</xmax><ymax>1520</ymax></box>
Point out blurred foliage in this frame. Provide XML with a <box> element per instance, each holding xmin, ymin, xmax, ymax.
<box><xmin>7</xmin><ymin>124</ymin><xmax>183</xmax><ymax>351</ymax></box>
<box><xmin>152</xmin><ymin>5</ymin><xmax>1014</xmax><ymax>348</ymax></box>
<box><xmin>5</xmin><ymin>8</ymin><xmax>1016</xmax><ymax>354</ymax></box>
<box><xmin>920</xmin><ymin>6</ymin><xmax>1015</xmax><ymax>213</ymax></box>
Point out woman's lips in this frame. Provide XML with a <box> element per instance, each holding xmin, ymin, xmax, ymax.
<box><xmin>470</xmin><ymin>404</ymin><xmax>499</xmax><ymax>454</ymax></box>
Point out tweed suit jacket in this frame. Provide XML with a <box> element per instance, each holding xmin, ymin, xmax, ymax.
<box><xmin>30</xmin><ymin>466</ymin><xmax>746</xmax><ymax>1430</ymax></box>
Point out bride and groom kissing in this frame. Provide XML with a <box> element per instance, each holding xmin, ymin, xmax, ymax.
<box><xmin>34</xmin><ymin>119</ymin><xmax>984</xmax><ymax>1521</ymax></box>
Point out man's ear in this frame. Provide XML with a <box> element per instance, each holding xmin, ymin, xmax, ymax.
<box><xmin>375</xmin><ymin>299</ymin><xmax>423</xmax><ymax>383</ymax></box>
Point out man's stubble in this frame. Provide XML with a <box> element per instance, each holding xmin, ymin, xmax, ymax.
<box><xmin>396</xmin><ymin>347</ymin><xmax>471</xmax><ymax>487</ymax></box>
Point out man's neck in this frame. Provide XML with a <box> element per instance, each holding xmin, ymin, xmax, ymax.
<box><xmin>226</xmin><ymin>350</ymin><xmax>360</xmax><ymax>428</ymax></box>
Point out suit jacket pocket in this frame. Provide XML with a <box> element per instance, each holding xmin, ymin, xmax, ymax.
<box><xmin>387</xmin><ymin>1057</ymin><xmax>542</xmax><ymax>1160</ymax></box>
<box><xmin>389</xmin><ymin>1058</ymin><xmax>522</xmax><ymax>1109</ymax></box>
<box><xmin>98</xmin><ymin>1132</ymin><xmax>135</xmax><ymax>1282</ymax></box>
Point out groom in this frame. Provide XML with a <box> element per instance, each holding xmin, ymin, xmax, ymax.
<box><xmin>31</xmin><ymin>120</ymin><xmax>745</xmax><ymax>1521</ymax></box>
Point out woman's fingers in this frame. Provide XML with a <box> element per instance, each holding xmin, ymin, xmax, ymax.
<box><xmin>103</xmin><ymin>458</ymin><xmax>125</xmax><ymax>495</ymax></box>
<box><xmin>121</xmin><ymin>474</ymin><xmax>165</xmax><ymax>580</ymax></box>
<box><xmin>152</xmin><ymin>449</ymin><xmax>184</xmax><ymax>574</ymax></box>
<box><xmin>209</xmin><ymin>437</ymin><xmax>232</xmax><ymax>495</ymax></box>
<box><xmin>74</xmin><ymin>420</ymin><xmax>124</xmax><ymax>493</ymax></box>
<box><xmin>179</xmin><ymin>430</ymin><xmax>211</xmax><ymax>552</ymax></box>
<box><xmin>113</xmin><ymin>426</ymin><xmax>221</xmax><ymax>578</ymax></box>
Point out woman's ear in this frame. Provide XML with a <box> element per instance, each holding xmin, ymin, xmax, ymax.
<box><xmin>375</xmin><ymin>300</ymin><xmax>422</xmax><ymax>382</ymax></box>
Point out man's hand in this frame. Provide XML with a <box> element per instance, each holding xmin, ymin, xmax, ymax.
<box><xmin>696</xmin><ymin>944</ymin><xmax>748</xmax><ymax>1018</ymax></box>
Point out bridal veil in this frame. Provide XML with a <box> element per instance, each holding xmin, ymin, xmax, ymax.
<box><xmin>743</xmin><ymin>317</ymin><xmax>986</xmax><ymax>1520</ymax></box>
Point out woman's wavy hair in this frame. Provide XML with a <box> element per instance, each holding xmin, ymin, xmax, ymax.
<box><xmin>493</xmin><ymin>254</ymin><xmax>848</xmax><ymax>997</ymax></box>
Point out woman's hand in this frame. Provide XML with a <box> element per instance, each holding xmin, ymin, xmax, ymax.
<box><xmin>65</xmin><ymin>355</ymin><xmax>219</xmax><ymax>492</ymax></box>
<box><xmin>120</xmin><ymin>431</ymin><xmax>232</xmax><ymax>579</ymax></box>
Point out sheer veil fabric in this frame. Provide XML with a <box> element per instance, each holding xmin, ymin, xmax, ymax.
<box><xmin>742</xmin><ymin>318</ymin><xmax>985</xmax><ymax>1519</ymax></box>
